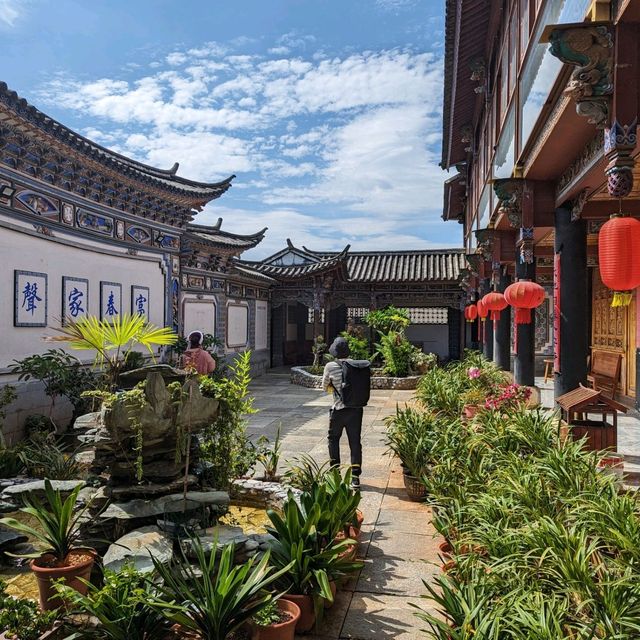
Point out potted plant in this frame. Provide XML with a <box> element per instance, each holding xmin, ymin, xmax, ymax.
<box><xmin>460</xmin><ymin>388</ymin><xmax>486</xmax><ymax>419</ymax></box>
<box><xmin>0</xmin><ymin>480</ymin><xmax>96</xmax><ymax>611</ymax></box>
<box><xmin>55</xmin><ymin>564</ymin><xmax>167</xmax><ymax>640</ymax></box>
<box><xmin>251</xmin><ymin>598</ymin><xmax>300</xmax><ymax>640</ymax></box>
<box><xmin>150</xmin><ymin>537</ymin><xmax>292</xmax><ymax>640</ymax></box>
<box><xmin>266</xmin><ymin>492</ymin><xmax>362</xmax><ymax>632</ymax></box>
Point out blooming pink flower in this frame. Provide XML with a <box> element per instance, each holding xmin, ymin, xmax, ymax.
<box><xmin>467</xmin><ymin>367</ymin><xmax>481</xmax><ymax>379</ymax></box>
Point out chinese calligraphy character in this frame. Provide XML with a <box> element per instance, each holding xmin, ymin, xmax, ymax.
<box><xmin>105</xmin><ymin>291</ymin><xmax>118</xmax><ymax>316</ymax></box>
<box><xmin>135</xmin><ymin>293</ymin><xmax>147</xmax><ymax>316</ymax></box>
<box><xmin>68</xmin><ymin>287</ymin><xmax>84</xmax><ymax>318</ymax></box>
<box><xmin>21</xmin><ymin>282</ymin><xmax>42</xmax><ymax>315</ymax></box>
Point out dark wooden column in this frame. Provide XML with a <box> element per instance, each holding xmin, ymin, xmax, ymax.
<box><xmin>514</xmin><ymin>247</ymin><xmax>536</xmax><ymax>386</ymax></box>
<box><xmin>448</xmin><ymin>307</ymin><xmax>462</xmax><ymax>360</ymax></box>
<box><xmin>493</xmin><ymin>269</ymin><xmax>512</xmax><ymax>371</ymax></box>
<box><xmin>554</xmin><ymin>205</ymin><xmax>588</xmax><ymax>397</ymax></box>
<box><xmin>270</xmin><ymin>303</ymin><xmax>285</xmax><ymax>367</ymax></box>
<box><xmin>481</xmin><ymin>277</ymin><xmax>493</xmax><ymax>361</ymax></box>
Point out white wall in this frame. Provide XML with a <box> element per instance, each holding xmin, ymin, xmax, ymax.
<box><xmin>0</xmin><ymin>221</ymin><xmax>167</xmax><ymax>369</ymax></box>
<box><xmin>406</xmin><ymin>324</ymin><xmax>450</xmax><ymax>361</ymax></box>
<box><xmin>255</xmin><ymin>301</ymin><xmax>268</xmax><ymax>351</ymax></box>
<box><xmin>182</xmin><ymin>296</ymin><xmax>216</xmax><ymax>338</ymax></box>
<box><xmin>227</xmin><ymin>302</ymin><xmax>249</xmax><ymax>349</ymax></box>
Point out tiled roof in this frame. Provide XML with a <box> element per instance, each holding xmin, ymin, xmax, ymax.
<box><xmin>240</xmin><ymin>247</ymin><xmax>349</xmax><ymax>281</ymax></box>
<box><xmin>231</xmin><ymin>262</ymin><xmax>278</xmax><ymax>284</ymax></box>
<box><xmin>185</xmin><ymin>219</ymin><xmax>267</xmax><ymax>250</ymax></box>
<box><xmin>254</xmin><ymin>242</ymin><xmax>466</xmax><ymax>283</ymax></box>
<box><xmin>313</xmin><ymin>250</ymin><xmax>467</xmax><ymax>283</ymax></box>
<box><xmin>443</xmin><ymin>173</ymin><xmax>466</xmax><ymax>222</ymax></box>
<box><xmin>441</xmin><ymin>0</ymin><xmax>493</xmax><ymax>169</ymax></box>
<box><xmin>0</xmin><ymin>81</ymin><xmax>235</xmax><ymax>204</ymax></box>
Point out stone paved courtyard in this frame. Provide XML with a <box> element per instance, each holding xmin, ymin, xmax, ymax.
<box><xmin>246</xmin><ymin>371</ymin><xmax>440</xmax><ymax>640</ymax></box>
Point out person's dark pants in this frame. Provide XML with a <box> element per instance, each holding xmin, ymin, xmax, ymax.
<box><xmin>328</xmin><ymin>407</ymin><xmax>363</xmax><ymax>477</ymax></box>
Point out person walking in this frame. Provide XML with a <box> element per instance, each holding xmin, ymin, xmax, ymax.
<box><xmin>180</xmin><ymin>330</ymin><xmax>216</xmax><ymax>375</ymax></box>
<box><xmin>322</xmin><ymin>336</ymin><xmax>370</xmax><ymax>488</ymax></box>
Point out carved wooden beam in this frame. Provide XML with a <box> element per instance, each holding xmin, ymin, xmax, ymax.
<box><xmin>492</xmin><ymin>178</ymin><xmax>524</xmax><ymax>229</ymax></box>
<box><xmin>544</xmin><ymin>22</ymin><xmax>614</xmax><ymax>128</ymax></box>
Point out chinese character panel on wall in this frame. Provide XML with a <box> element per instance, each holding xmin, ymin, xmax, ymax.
<box><xmin>100</xmin><ymin>281</ymin><xmax>121</xmax><ymax>319</ymax></box>
<box><xmin>131</xmin><ymin>285</ymin><xmax>149</xmax><ymax>318</ymax></box>
<box><xmin>62</xmin><ymin>276</ymin><xmax>89</xmax><ymax>324</ymax></box>
<box><xmin>14</xmin><ymin>270</ymin><xmax>47</xmax><ymax>327</ymax></box>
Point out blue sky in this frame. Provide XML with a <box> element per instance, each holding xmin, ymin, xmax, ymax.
<box><xmin>1</xmin><ymin>0</ymin><xmax>461</xmax><ymax>258</ymax></box>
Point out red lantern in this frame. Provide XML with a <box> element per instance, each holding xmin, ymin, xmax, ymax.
<box><xmin>504</xmin><ymin>280</ymin><xmax>545</xmax><ymax>324</ymax></box>
<box><xmin>476</xmin><ymin>298</ymin><xmax>488</xmax><ymax>321</ymax></box>
<box><xmin>599</xmin><ymin>214</ymin><xmax>640</xmax><ymax>306</ymax></box>
<box><xmin>482</xmin><ymin>291</ymin><xmax>508</xmax><ymax>321</ymax></box>
<box><xmin>464</xmin><ymin>304</ymin><xmax>478</xmax><ymax>323</ymax></box>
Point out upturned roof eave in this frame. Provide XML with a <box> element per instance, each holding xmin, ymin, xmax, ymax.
<box><xmin>0</xmin><ymin>81</ymin><xmax>235</xmax><ymax>204</ymax></box>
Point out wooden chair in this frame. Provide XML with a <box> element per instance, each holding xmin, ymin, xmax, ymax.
<box><xmin>587</xmin><ymin>350</ymin><xmax>623</xmax><ymax>400</ymax></box>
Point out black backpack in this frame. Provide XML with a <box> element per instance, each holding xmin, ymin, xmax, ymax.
<box><xmin>339</xmin><ymin>359</ymin><xmax>371</xmax><ymax>408</ymax></box>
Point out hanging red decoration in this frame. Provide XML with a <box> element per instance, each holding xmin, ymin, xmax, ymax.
<box><xmin>464</xmin><ymin>304</ymin><xmax>478</xmax><ymax>323</ymax></box>
<box><xmin>504</xmin><ymin>280</ymin><xmax>545</xmax><ymax>324</ymax></box>
<box><xmin>482</xmin><ymin>291</ymin><xmax>508</xmax><ymax>321</ymax></box>
<box><xmin>599</xmin><ymin>214</ymin><xmax>640</xmax><ymax>307</ymax></box>
<box><xmin>476</xmin><ymin>298</ymin><xmax>488</xmax><ymax>321</ymax></box>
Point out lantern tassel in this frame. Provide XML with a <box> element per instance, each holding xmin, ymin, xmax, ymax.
<box><xmin>515</xmin><ymin>308</ymin><xmax>532</xmax><ymax>324</ymax></box>
<box><xmin>611</xmin><ymin>291</ymin><xmax>633</xmax><ymax>307</ymax></box>
<box><xmin>490</xmin><ymin>310</ymin><xmax>501</xmax><ymax>321</ymax></box>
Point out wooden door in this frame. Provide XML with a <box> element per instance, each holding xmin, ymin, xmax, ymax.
<box><xmin>591</xmin><ymin>271</ymin><xmax>636</xmax><ymax>397</ymax></box>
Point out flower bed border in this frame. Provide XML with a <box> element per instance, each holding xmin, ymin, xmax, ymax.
<box><xmin>290</xmin><ymin>366</ymin><xmax>422</xmax><ymax>390</ymax></box>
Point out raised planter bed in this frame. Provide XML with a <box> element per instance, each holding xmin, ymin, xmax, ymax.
<box><xmin>290</xmin><ymin>366</ymin><xmax>423</xmax><ymax>390</ymax></box>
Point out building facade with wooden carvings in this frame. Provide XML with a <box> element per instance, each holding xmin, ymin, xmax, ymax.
<box><xmin>442</xmin><ymin>0</ymin><xmax>640</xmax><ymax>406</ymax></box>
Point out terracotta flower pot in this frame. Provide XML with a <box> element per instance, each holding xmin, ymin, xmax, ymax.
<box><xmin>323</xmin><ymin>580</ymin><xmax>337</xmax><ymax>609</ymax></box>
<box><xmin>438</xmin><ymin>540</ymin><xmax>453</xmax><ymax>558</ymax></box>
<box><xmin>252</xmin><ymin>599</ymin><xmax>300</xmax><ymax>640</ymax></box>
<box><xmin>403</xmin><ymin>473</ymin><xmax>427</xmax><ymax>502</ymax></box>
<box><xmin>441</xmin><ymin>560</ymin><xmax>456</xmax><ymax>573</ymax></box>
<box><xmin>281</xmin><ymin>594</ymin><xmax>315</xmax><ymax>633</ymax></box>
<box><xmin>31</xmin><ymin>548</ymin><xmax>96</xmax><ymax>611</ymax></box>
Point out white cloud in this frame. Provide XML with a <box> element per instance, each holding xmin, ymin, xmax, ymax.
<box><xmin>0</xmin><ymin>0</ymin><xmax>22</xmax><ymax>26</ymax></box>
<box><xmin>39</xmin><ymin>37</ymin><xmax>450</xmax><ymax>251</ymax></box>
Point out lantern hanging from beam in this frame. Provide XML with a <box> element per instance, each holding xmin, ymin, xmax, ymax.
<box><xmin>504</xmin><ymin>280</ymin><xmax>545</xmax><ymax>324</ymax></box>
<box><xmin>598</xmin><ymin>214</ymin><xmax>640</xmax><ymax>307</ymax></box>
<box><xmin>482</xmin><ymin>291</ymin><xmax>508</xmax><ymax>321</ymax></box>
<box><xmin>476</xmin><ymin>298</ymin><xmax>488</xmax><ymax>322</ymax></box>
<box><xmin>464</xmin><ymin>304</ymin><xmax>478</xmax><ymax>323</ymax></box>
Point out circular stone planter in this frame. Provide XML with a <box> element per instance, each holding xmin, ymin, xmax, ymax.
<box><xmin>290</xmin><ymin>367</ymin><xmax>423</xmax><ymax>390</ymax></box>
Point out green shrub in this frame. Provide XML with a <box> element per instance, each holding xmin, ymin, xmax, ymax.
<box><xmin>0</xmin><ymin>580</ymin><xmax>57</xmax><ymax>640</ymax></box>
<box><xmin>364</xmin><ymin>306</ymin><xmax>410</xmax><ymax>333</ymax></box>
<box><xmin>339</xmin><ymin>330</ymin><xmax>370</xmax><ymax>361</ymax></box>
<box><xmin>199</xmin><ymin>351</ymin><xmax>258</xmax><ymax>489</ymax></box>
<box><xmin>375</xmin><ymin>331</ymin><xmax>413</xmax><ymax>377</ymax></box>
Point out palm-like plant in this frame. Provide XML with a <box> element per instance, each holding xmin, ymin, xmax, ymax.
<box><xmin>282</xmin><ymin>453</ymin><xmax>333</xmax><ymax>491</ymax></box>
<box><xmin>266</xmin><ymin>491</ymin><xmax>362</xmax><ymax>618</ymax></box>
<box><xmin>151</xmin><ymin>538</ymin><xmax>291</xmax><ymax>640</ymax></box>
<box><xmin>0</xmin><ymin>479</ymin><xmax>88</xmax><ymax>561</ymax></box>
<box><xmin>48</xmin><ymin>313</ymin><xmax>178</xmax><ymax>389</ymax></box>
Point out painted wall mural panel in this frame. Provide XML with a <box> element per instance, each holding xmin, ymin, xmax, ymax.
<box><xmin>227</xmin><ymin>303</ymin><xmax>249</xmax><ymax>348</ymax></box>
<box><xmin>62</xmin><ymin>276</ymin><xmax>89</xmax><ymax>324</ymax></box>
<box><xmin>14</xmin><ymin>270</ymin><xmax>47</xmax><ymax>327</ymax></box>
<box><xmin>77</xmin><ymin>209</ymin><xmax>114</xmax><ymax>236</ymax></box>
<box><xmin>131</xmin><ymin>285</ymin><xmax>149</xmax><ymax>318</ymax></box>
<box><xmin>100</xmin><ymin>281</ymin><xmax>121</xmax><ymax>319</ymax></box>
<box><xmin>15</xmin><ymin>190</ymin><xmax>59</xmax><ymax>221</ymax></box>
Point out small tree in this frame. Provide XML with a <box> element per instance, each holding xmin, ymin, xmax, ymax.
<box><xmin>9</xmin><ymin>350</ymin><xmax>96</xmax><ymax>421</ymax></box>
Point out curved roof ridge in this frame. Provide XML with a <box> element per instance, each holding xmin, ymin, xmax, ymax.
<box><xmin>187</xmin><ymin>220</ymin><xmax>268</xmax><ymax>241</ymax></box>
<box><xmin>0</xmin><ymin>81</ymin><xmax>235</xmax><ymax>194</ymax></box>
